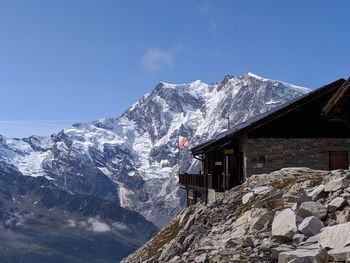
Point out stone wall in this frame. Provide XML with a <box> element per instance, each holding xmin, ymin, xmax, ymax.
<box><xmin>244</xmin><ymin>138</ymin><xmax>350</xmax><ymax>177</ymax></box>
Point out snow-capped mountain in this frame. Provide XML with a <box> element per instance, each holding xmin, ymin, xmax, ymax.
<box><xmin>0</xmin><ymin>72</ymin><xmax>310</xmax><ymax>227</ymax></box>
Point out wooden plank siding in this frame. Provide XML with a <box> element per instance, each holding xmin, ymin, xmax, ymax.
<box><xmin>329</xmin><ymin>151</ymin><xmax>349</xmax><ymax>170</ymax></box>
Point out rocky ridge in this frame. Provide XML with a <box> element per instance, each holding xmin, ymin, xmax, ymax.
<box><xmin>122</xmin><ymin>168</ymin><xmax>350</xmax><ymax>262</ymax></box>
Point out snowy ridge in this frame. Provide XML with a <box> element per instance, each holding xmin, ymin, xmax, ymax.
<box><xmin>0</xmin><ymin>73</ymin><xmax>310</xmax><ymax>227</ymax></box>
<box><xmin>245</xmin><ymin>72</ymin><xmax>310</xmax><ymax>92</ymax></box>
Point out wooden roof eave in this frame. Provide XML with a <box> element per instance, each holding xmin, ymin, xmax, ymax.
<box><xmin>226</xmin><ymin>78</ymin><xmax>346</xmax><ymax>138</ymax></box>
<box><xmin>322</xmin><ymin>77</ymin><xmax>350</xmax><ymax>117</ymax></box>
<box><xmin>191</xmin><ymin>136</ymin><xmax>230</xmax><ymax>155</ymax></box>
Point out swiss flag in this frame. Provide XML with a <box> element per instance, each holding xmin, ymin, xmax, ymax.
<box><xmin>178</xmin><ymin>136</ymin><xmax>188</xmax><ymax>150</ymax></box>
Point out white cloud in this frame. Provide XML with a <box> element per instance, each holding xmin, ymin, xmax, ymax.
<box><xmin>112</xmin><ymin>222</ymin><xmax>128</xmax><ymax>231</ymax></box>
<box><xmin>141</xmin><ymin>48</ymin><xmax>174</xmax><ymax>72</ymax></box>
<box><xmin>87</xmin><ymin>217</ymin><xmax>111</xmax><ymax>233</ymax></box>
<box><xmin>67</xmin><ymin>219</ymin><xmax>77</xmax><ymax>227</ymax></box>
<box><xmin>75</xmin><ymin>218</ymin><xmax>126</xmax><ymax>233</ymax></box>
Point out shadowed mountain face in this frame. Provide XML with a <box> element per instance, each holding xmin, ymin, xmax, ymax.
<box><xmin>0</xmin><ymin>165</ymin><xmax>157</xmax><ymax>263</ymax></box>
<box><xmin>0</xmin><ymin>73</ymin><xmax>310</xmax><ymax>230</ymax></box>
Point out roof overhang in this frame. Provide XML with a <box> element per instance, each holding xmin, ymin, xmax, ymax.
<box><xmin>322</xmin><ymin>77</ymin><xmax>350</xmax><ymax>117</ymax></box>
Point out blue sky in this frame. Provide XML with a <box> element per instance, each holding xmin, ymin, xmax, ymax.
<box><xmin>1</xmin><ymin>0</ymin><xmax>350</xmax><ymax>137</ymax></box>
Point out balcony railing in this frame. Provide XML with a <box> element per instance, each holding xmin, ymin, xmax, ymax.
<box><xmin>179</xmin><ymin>173</ymin><xmax>206</xmax><ymax>189</ymax></box>
<box><xmin>179</xmin><ymin>173</ymin><xmax>232</xmax><ymax>192</ymax></box>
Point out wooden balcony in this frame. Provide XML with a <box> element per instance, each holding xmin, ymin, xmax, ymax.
<box><xmin>179</xmin><ymin>173</ymin><xmax>206</xmax><ymax>189</ymax></box>
<box><xmin>179</xmin><ymin>173</ymin><xmax>233</xmax><ymax>192</ymax></box>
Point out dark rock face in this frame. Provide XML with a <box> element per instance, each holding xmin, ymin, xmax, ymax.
<box><xmin>0</xmin><ymin>170</ymin><xmax>157</xmax><ymax>263</ymax></box>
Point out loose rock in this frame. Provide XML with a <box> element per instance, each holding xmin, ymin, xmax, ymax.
<box><xmin>328</xmin><ymin>197</ymin><xmax>346</xmax><ymax>213</ymax></box>
<box><xmin>194</xmin><ymin>254</ymin><xmax>208</xmax><ymax>263</ymax></box>
<box><xmin>297</xmin><ymin>216</ymin><xmax>324</xmax><ymax>237</ymax></box>
<box><xmin>297</xmin><ymin>201</ymin><xmax>327</xmax><ymax>220</ymax></box>
<box><xmin>335</xmin><ymin>206</ymin><xmax>350</xmax><ymax>224</ymax></box>
<box><xmin>278</xmin><ymin>248</ymin><xmax>328</xmax><ymax>263</ymax></box>
<box><xmin>253</xmin><ymin>186</ymin><xmax>271</xmax><ymax>195</ymax></box>
<box><xmin>272</xmin><ymin>208</ymin><xmax>298</xmax><ymax>241</ymax></box>
<box><xmin>250</xmin><ymin>211</ymin><xmax>273</xmax><ymax>231</ymax></box>
<box><xmin>328</xmin><ymin>246</ymin><xmax>350</xmax><ymax>262</ymax></box>
<box><xmin>307</xmin><ymin>184</ymin><xmax>325</xmax><ymax>200</ymax></box>
<box><xmin>271</xmin><ymin>245</ymin><xmax>293</xmax><ymax>260</ymax></box>
<box><xmin>242</xmin><ymin>192</ymin><xmax>254</xmax><ymax>204</ymax></box>
<box><xmin>325</xmin><ymin>177</ymin><xmax>350</xmax><ymax>192</ymax></box>
<box><xmin>231</xmin><ymin>210</ymin><xmax>251</xmax><ymax>238</ymax></box>
<box><xmin>319</xmin><ymin>222</ymin><xmax>350</xmax><ymax>249</ymax></box>
<box><xmin>292</xmin><ymin>233</ymin><xmax>306</xmax><ymax>246</ymax></box>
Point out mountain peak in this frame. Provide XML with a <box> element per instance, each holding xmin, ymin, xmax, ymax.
<box><xmin>158</xmin><ymin>79</ymin><xmax>205</xmax><ymax>88</ymax></box>
<box><xmin>242</xmin><ymin>72</ymin><xmax>310</xmax><ymax>92</ymax></box>
<box><xmin>244</xmin><ymin>72</ymin><xmax>266</xmax><ymax>81</ymax></box>
<box><xmin>0</xmin><ymin>73</ymin><xmax>310</xmax><ymax>228</ymax></box>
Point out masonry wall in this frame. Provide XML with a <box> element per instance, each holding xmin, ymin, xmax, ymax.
<box><xmin>244</xmin><ymin>138</ymin><xmax>350</xmax><ymax>177</ymax></box>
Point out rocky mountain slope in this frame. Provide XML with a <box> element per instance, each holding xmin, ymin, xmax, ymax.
<box><xmin>122</xmin><ymin>168</ymin><xmax>350</xmax><ymax>263</ymax></box>
<box><xmin>0</xmin><ymin>73</ymin><xmax>310</xmax><ymax>228</ymax></box>
<box><xmin>0</xmin><ymin>163</ymin><xmax>157</xmax><ymax>263</ymax></box>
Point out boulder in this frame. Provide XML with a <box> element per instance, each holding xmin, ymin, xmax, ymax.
<box><xmin>241</xmin><ymin>236</ymin><xmax>254</xmax><ymax>248</ymax></box>
<box><xmin>335</xmin><ymin>206</ymin><xmax>350</xmax><ymax>224</ymax></box>
<box><xmin>299</xmin><ymin>233</ymin><xmax>321</xmax><ymax>249</ymax></box>
<box><xmin>325</xmin><ymin>177</ymin><xmax>350</xmax><ymax>192</ymax></box>
<box><xmin>254</xmin><ymin>191</ymin><xmax>283</xmax><ymax>209</ymax></box>
<box><xmin>272</xmin><ymin>209</ymin><xmax>298</xmax><ymax>241</ymax></box>
<box><xmin>242</xmin><ymin>192</ymin><xmax>254</xmax><ymax>204</ymax></box>
<box><xmin>260</xmin><ymin>239</ymin><xmax>278</xmax><ymax>251</ymax></box>
<box><xmin>169</xmin><ymin>256</ymin><xmax>181</xmax><ymax>262</ymax></box>
<box><xmin>297</xmin><ymin>216</ymin><xmax>324</xmax><ymax>237</ymax></box>
<box><xmin>307</xmin><ymin>185</ymin><xmax>325</xmax><ymax>200</ymax></box>
<box><xmin>250</xmin><ymin>211</ymin><xmax>273</xmax><ymax>231</ymax></box>
<box><xmin>278</xmin><ymin>248</ymin><xmax>328</xmax><ymax>263</ymax></box>
<box><xmin>328</xmin><ymin>197</ymin><xmax>346</xmax><ymax>213</ymax></box>
<box><xmin>328</xmin><ymin>246</ymin><xmax>350</xmax><ymax>262</ymax></box>
<box><xmin>297</xmin><ymin>201</ymin><xmax>327</xmax><ymax>220</ymax></box>
<box><xmin>319</xmin><ymin>222</ymin><xmax>350</xmax><ymax>249</ymax></box>
<box><xmin>283</xmin><ymin>190</ymin><xmax>312</xmax><ymax>203</ymax></box>
<box><xmin>231</xmin><ymin>210</ymin><xmax>251</xmax><ymax>238</ymax></box>
<box><xmin>194</xmin><ymin>254</ymin><xmax>208</xmax><ymax>263</ymax></box>
<box><xmin>271</xmin><ymin>245</ymin><xmax>293</xmax><ymax>260</ymax></box>
<box><xmin>253</xmin><ymin>186</ymin><xmax>271</xmax><ymax>195</ymax></box>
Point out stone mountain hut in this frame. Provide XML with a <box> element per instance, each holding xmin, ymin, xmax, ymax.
<box><xmin>179</xmin><ymin>77</ymin><xmax>350</xmax><ymax>205</ymax></box>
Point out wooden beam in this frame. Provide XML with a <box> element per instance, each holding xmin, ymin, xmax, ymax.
<box><xmin>323</xmin><ymin>77</ymin><xmax>350</xmax><ymax>116</ymax></box>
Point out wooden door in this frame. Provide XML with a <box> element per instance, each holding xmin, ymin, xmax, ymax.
<box><xmin>212</xmin><ymin>153</ymin><xmax>224</xmax><ymax>190</ymax></box>
<box><xmin>329</xmin><ymin>151</ymin><xmax>349</xmax><ymax>170</ymax></box>
<box><xmin>224</xmin><ymin>154</ymin><xmax>238</xmax><ymax>189</ymax></box>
